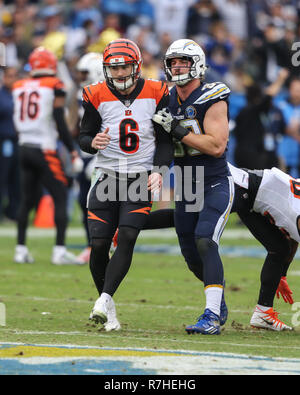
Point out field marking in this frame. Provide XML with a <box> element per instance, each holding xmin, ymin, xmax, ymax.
<box><xmin>1</xmin><ymin>341</ymin><xmax>300</xmax><ymax>361</ymax></box>
<box><xmin>1</xmin><ymin>329</ymin><xmax>300</xmax><ymax>352</ymax></box>
<box><xmin>0</xmin><ymin>293</ymin><xmax>294</xmax><ymax>317</ymax></box>
<box><xmin>1</xmin><ymin>342</ymin><xmax>300</xmax><ymax>375</ymax></box>
<box><xmin>0</xmin><ymin>227</ymin><xmax>252</xmax><ymax>239</ymax></box>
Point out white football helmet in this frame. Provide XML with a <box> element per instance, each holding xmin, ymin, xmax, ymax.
<box><xmin>76</xmin><ymin>52</ymin><xmax>105</xmax><ymax>86</ymax></box>
<box><xmin>164</xmin><ymin>39</ymin><xmax>207</xmax><ymax>86</ymax></box>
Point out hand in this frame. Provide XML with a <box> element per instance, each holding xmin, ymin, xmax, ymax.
<box><xmin>276</xmin><ymin>276</ymin><xmax>294</xmax><ymax>304</ymax></box>
<box><xmin>152</xmin><ymin>108</ymin><xmax>174</xmax><ymax>133</ymax></box>
<box><xmin>153</xmin><ymin>108</ymin><xmax>189</xmax><ymax>141</ymax></box>
<box><xmin>70</xmin><ymin>150</ymin><xmax>79</xmax><ymax>161</ymax></box>
<box><xmin>91</xmin><ymin>128</ymin><xmax>111</xmax><ymax>150</ymax></box>
<box><xmin>147</xmin><ymin>172</ymin><xmax>162</xmax><ymax>192</ymax></box>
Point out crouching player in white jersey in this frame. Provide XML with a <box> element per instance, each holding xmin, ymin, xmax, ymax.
<box><xmin>141</xmin><ymin>163</ymin><xmax>297</xmax><ymax>331</ymax></box>
<box><xmin>12</xmin><ymin>47</ymin><xmax>82</xmax><ymax>265</ymax></box>
<box><xmin>229</xmin><ymin>163</ymin><xmax>298</xmax><ymax>331</ymax></box>
<box><xmin>79</xmin><ymin>39</ymin><xmax>173</xmax><ymax>331</ymax></box>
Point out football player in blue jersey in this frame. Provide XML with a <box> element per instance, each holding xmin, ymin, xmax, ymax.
<box><xmin>153</xmin><ymin>39</ymin><xmax>235</xmax><ymax>335</ymax></box>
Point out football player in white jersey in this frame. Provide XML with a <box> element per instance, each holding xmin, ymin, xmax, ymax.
<box><xmin>229</xmin><ymin>163</ymin><xmax>297</xmax><ymax>331</ymax></box>
<box><xmin>140</xmin><ymin>163</ymin><xmax>297</xmax><ymax>331</ymax></box>
<box><xmin>12</xmin><ymin>47</ymin><xmax>82</xmax><ymax>265</ymax></box>
<box><xmin>79</xmin><ymin>39</ymin><xmax>173</xmax><ymax>331</ymax></box>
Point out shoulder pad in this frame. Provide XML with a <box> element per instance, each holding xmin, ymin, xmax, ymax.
<box><xmin>194</xmin><ymin>82</ymin><xmax>230</xmax><ymax>105</ymax></box>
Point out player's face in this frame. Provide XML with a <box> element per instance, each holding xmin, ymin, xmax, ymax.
<box><xmin>170</xmin><ymin>58</ymin><xmax>191</xmax><ymax>77</ymax></box>
<box><xmin>109</xmin><ymin>64</ymin><xmax>133</xmax><ymax>84</ymax></box>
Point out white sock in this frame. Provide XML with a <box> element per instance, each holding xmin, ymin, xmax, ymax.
<box><xmin>16</xmin><ymin>245</ymin><xmax>27</xmax><ymax>252</ymax></box>
<box><xmin>256</xmin><ymin>304</ymin><xmax>272</xmax><ymax>312</ymax></box>
<box><xmin>53</xmin><ymin>246</ymin><xmax>66</xmax><ymax>256</ymax></box>
<box><xmin>204</xmin><ymin>286</ymin><xmax>223</xmax><ymax>317</ymax></box>
<box><xmin>99</xmin><ymin>292</ymin><xmax>112</xmax><ymax>305</ymax></box>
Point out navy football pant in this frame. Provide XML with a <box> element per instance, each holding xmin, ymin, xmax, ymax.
<box><xmin>175</xmin><ymin>175</ymin><xmax>234</xmax><ymax>287</ymax></box>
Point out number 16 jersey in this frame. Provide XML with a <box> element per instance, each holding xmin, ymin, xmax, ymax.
<box><xmin>12</xmin><ymin>76</ymin><xmax>65</xmax><ymax>150</ymax></box>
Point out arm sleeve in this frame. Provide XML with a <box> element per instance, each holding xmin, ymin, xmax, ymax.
<box><xmin>78</xmin><ymin>90</ymin><xmax>102</xmax><ymax>155</ymax></box>
<box><xmin>152</xmin><ymin>85</ymin><xmax>174</xmax><ymax>168</ymax></box>
<box><xmin>52</xmin><ymin>107</ymin><xmax>75</xmax><ymax>152</ymax></box>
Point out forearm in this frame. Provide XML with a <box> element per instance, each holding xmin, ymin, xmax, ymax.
<box><xmin>78</xmin><ymin>133</ymin><xmax>97</xmax><ymax>154</ymax></box>
<box><xmin>181</xmin><ymin>133</ymin><xmax>226</xmax><ymax>157</ymax></box>
<box><xmin>53</xmin><ymin>107</ymin><xmax>75</xmax><ymax>152</ymax></box>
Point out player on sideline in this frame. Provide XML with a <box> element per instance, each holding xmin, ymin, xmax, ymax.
<box><xmin>79</xmin><ymin>39</ymin><xmax>173</xmax><ymax>331</ymax></box>
<box><xmin>12</xmin><ymin>47</ymin><xmax>82</xmax><ymax>265</ymax></box>
<box><xmin>153</xmin><ymin>39</ymin><xmax>234</xmax><ymax>335</ymax></box>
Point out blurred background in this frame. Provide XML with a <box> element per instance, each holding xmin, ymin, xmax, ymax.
<box><xmin>1</xmin><ymin>0</ymin><xmax>300</xmax><ymax>224</ymax></box>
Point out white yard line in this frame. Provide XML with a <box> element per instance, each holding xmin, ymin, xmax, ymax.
<box><xmin>0</xmin><ymin>227</ymin><xmax>252</xmax><ymax>239</ymax></box>
<box><xmin>1</xmin><ymin>330</ymin><xmax>300</xmax><ymax>352</ymax></box>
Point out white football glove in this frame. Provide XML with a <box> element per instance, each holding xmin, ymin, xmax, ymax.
<box><xmin>152</xmin><ymin>108</ymin><xmax>189</xmax><ymax>141</ymax></box>
<box><xmin>152</xmin><ymin>108</ymin><xmax>174</xmax><ymax>133</ymax></box>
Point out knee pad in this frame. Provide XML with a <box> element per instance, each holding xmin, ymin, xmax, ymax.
<box><xmin>117</xmin><ymin>226</ymin><xmax>139</xmax><ymax>246</ymax></box>
<box><xmin>195</xmin><ymin>237</ymin><xmax>217</xmax><ymax>256</ymax></box>
<box><xmin>91</xmin><ymin>238</ymin><xmax>111</xmax><ymax>254</ymax></box>
<box><xmin>177</xmin><ymin>235</ymin><xmax>203</xmax><ymax>280</ymax></box>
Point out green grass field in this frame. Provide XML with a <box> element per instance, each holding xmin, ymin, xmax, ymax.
<box><xmin>0</xmin><ymin>211</ymin><xmax>300</xmax><ymax>364</ymax></box>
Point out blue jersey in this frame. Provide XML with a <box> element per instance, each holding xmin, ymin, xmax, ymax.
<box><xmin>169</xmin><ymin>81</ymin><xmax>231</xmax><ymax>178</ymax></box>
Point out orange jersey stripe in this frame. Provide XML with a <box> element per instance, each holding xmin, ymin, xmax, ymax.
<box><xmin>82</xmin><ymin>79</ymin><xmax>169</xmax><ymax>109</ymax></box>
<box><xmin>13</xmin><ymin>77</ymin><xmax>64</xmax><ymax>91</ymax></box>
<box><xmin>129</xmin><ymin>206</ymin><xmax>152</xmax><ymax>215</ymax></box>
<box><xmin>87</xmin><ymin>210</ymin><xmax>108</xmax><ymax>224</ymax></box>
<box><xmin>137</xmin><ymin>80</ymin><xmax>169</xmax><ymax>105</ymax></box>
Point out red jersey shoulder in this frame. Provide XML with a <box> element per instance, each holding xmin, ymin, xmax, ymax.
<box><xmin>139</xmin><ymin>79</ymin><xmax>169</xmax><ymax>104</ymax></box>
<box><xmin>13</xmin><ymin>76</ymin><xmax>64</xmax><ymax>91</ymax></box>
<box><xmin>82</xmin><ymin>81</ymin><xmax>116</xmax><ymax>109</ymax></box>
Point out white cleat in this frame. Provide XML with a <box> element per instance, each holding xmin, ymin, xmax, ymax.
<box><xmin>250</xmin><ymin>306</ymin><xmax>293</xmax><ymax>332</ymax></box>
<box><xmin>14</xmin><ymin>245</ymin><xmax>34</xmax><ymax>264</ymax></box>
<box><xmin>89</xmin><ymin>296</ymin><xmax>121</xmax><ymax>331</ymax></box>
<box><xmin>52</xmin><ymin>248</ymin><xmax>84</xmax><ymax>266</ymax></box>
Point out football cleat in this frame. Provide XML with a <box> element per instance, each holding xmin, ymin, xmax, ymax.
<box><xmin>220</xmin><ymin>296</ymin><xmax>228</xmax><ymax>327</ymax></box>
<box><xmin>76</xmin><ymin>247</ymin><xmax>91</xmax><ymax>264</ymax></box>
<box><xmin>250</xmin><ymin>306</ymin><xmax>293</xmax><ymax>332</ymax></box>
<box><xmin>51</xmin><ymin>249</ymin><xmax>84</xmax><ymax>265</ymax></box>
<box><xmin>186</xmin><ymin>309</ymin><xmax>221</xmax><ymax>335</ymax></box>
<box><xmin>89</xmin><ymin>296</ymin><xmax>121</xmax><ymax>331</ymax></box>
<box><xmin>220</xmin><ymin>280</ymin><xmax>228</xmax><ymax>326</ymax></box>
<box><xmin>14</xmin><ymin>246</ymin><xmax>34</xmax><ymax>264</ymax></box>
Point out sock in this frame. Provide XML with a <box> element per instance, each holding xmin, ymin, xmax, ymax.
<box><xmin>256</xmin><ymin>304</ymin><xmax>272</xmax><ymax>312</ymax></box>
<box><xmin>99</xmin><ymin>292</ymin><xmax>112</xmax><ymax>304</ymax></box>
<box><xmin>53</xmin><ymin>246</ymin><xmax>66</xmax><ymax>256</ymax></box>
<box><xmin>204</xmin><ymin>286</ymin><xmax>223</xmax><ymax>317</ymax></box>
<box><xmin>16</xmin><ymin>245</ymin><xmax>27</xmax><ymax>253</ymax></box>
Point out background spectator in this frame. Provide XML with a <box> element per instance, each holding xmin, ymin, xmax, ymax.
<box><xmin>0</xmin><ymin>66</ymin><xmax>20</xmax><ymax>221</ymax></box>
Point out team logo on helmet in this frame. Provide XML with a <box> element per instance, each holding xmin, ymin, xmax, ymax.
<box><xmin>164</xmin><ymin>39</ymin><xmax>207</xmax><ymax>86</ymax></box>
